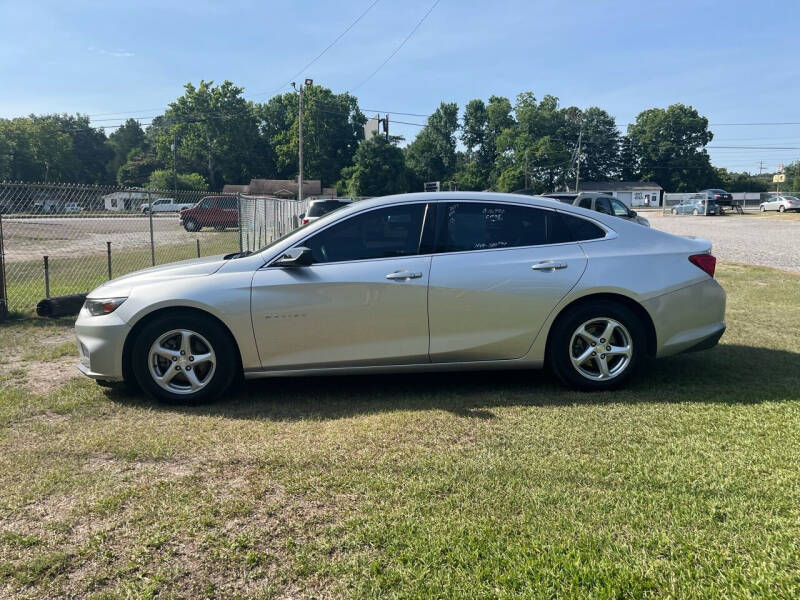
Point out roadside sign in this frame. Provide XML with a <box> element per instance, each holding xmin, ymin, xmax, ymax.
<box><xmin>777</xmin><ymin>164</ymin><xmax>784</xmax><ymax>172</ymax></box>
<box><xmin>773</xmin><ymin>174</ymin><xmax>786</xmax><ymax>183</ymax></box>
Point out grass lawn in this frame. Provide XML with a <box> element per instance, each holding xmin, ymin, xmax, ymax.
<box><xmin>1</xmin><ymin>263</ymin><xmax>799</xmax><ymax>599</ymax></box>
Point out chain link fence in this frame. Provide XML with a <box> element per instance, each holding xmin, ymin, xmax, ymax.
<box><xmin>0</xmin><ymin>182</ymin><xmax>310</xmax><ymax>316</ymax></box>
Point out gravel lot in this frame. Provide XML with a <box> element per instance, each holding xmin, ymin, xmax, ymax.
<box><xmin>648</xmin><ymin>212</ymin><xmax>800</xmax><ymax>273</ymax></box>
<box><xmin>2</xmin><ymin>215</ymin><xmax>233</xmax><ymax>263</ymax></box>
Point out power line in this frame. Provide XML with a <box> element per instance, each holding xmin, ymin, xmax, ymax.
<box><xmin>350</xmin><ymin>0</ymin><xmax>441</xmax><ymax>92</ymax></box>
<box><xmin>253</xmin><ymin>0</ymin><xmax>383</xmax><ymax>98</ymax></box>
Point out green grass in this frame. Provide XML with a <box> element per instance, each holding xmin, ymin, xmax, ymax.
<box><xmin>0</xmin><ymin>263</ymin><xmax>799</xmax><ymax>599</ymax></box>
<box><xmin>3</xmin><ymin>231</ymin><xmax>240</xmax><ymax>314</ymax></box>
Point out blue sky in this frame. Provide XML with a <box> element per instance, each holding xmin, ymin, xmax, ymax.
<box><xmin>1</xmin><ymin>0</ymin><xmax>799</xmax><ymax>173</ymax></box>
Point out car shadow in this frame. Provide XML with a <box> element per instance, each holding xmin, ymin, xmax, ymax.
<box><xmin>105</xmin><ymin>344</ymin><xmax>799</xmax><ymax>421</ymax></box>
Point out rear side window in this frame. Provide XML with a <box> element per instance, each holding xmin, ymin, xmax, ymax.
<box><xmin>307</xmin><ymin>200</ymin><xmax>349</xmax><ymax>217</ymax></box>
<box><xmin>558</xmin><ymin>212</ymin><xmax>606</xmax><ymax>241</ymax></box>
<box><xmin>219</xmin><ymin>197</ymin><xmax>237</xmax><ymax>210</ymax></box>
<box><xmin>438</xmin><ymin>203</ymin><xmax>571</xmax><ymax>252</ymax></box>
<box><xmin>579</xmin><ymin>197</ymin><xmax>592</xmax><ymax>209</ymax></box>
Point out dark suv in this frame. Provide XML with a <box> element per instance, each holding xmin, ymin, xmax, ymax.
<box><xmin>699</xmin><ymin>189</ymin><xmax>733</xmax><ymax>207</ymax></box>
<box><xmin>180</xmin><ymin>196</ymin><xmax>239</xmax><ymax>231</ymax></box>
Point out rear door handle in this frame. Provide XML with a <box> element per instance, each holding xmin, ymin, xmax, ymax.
<box><xmin>386</xmin><ymin>270</ymin><xmax>423</xmax><ymax>280</ymax></box>
<box><xmin>531</xmin><ymin>261</ymin><xmax>568</xmax><ymax>271</ymax></box>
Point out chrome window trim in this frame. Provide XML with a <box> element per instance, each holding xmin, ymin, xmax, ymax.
<box><xmin>260</xmin><ymin>198</ymin><xmax>616</xmax><ymax>268</ymax></box>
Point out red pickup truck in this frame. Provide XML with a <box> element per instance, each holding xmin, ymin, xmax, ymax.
<box><xmin>180</xmin><ymin>196</ymin><xmax>238</xmax><ymax>231</ymax></box>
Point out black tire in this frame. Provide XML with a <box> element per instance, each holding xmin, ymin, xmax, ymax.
<box><xmin>184</xmin><ymin>218</ymin><xmax>199</xmax><ymax>232</ymax></box>
<box><xmin>692</xmin><ymin>208</ymin><xmax>699</xmax><ymax>215</ymax></box>
<box><xmin>760</xmin><ymin>205</ymin><xmax>766</xmax><ymax>212</ymax></box>
<box><xmin>130</xmin><ymin>313</ymin><xmax>237</xmax><ymax>403</ymax></box>
<box><xmin>671</xmin><ymin>208</ymin><xmax>677</xmax><ymax>215</ymax></box>
<box><xmin>779</xmin><ymin>205</ymin><xmax>785</xmax><ymax>213</ymax></box>
<box><xmin>548</xmin><ymin>300</ymin><xmax>645</xmax><ymax>391</ymax></box>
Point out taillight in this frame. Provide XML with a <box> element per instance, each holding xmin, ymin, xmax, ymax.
<box><xmin>302</xmin><ymin>218</ymin><xmax>309</xmax><ymax>224</ymax></box>
<box><xmin>689</xmin><ymin>254</ymin><xmax>716</xmax><ymax>277</ymax></box>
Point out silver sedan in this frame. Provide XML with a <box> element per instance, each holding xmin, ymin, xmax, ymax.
<box><xmin>760</xmin><ymin>195</ymin><xmax>800</xmax><ymax>213</ymax></box>
<box><xmin>75</xmin><ymin>192</ymin><xmax>726</xmax><ymax>402</ymax></box>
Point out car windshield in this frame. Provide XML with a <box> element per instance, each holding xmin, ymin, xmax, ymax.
<box><xmin>307</xmin><ymin>200</ymin><xmax>349</xmax><ymax>217</ymax></box>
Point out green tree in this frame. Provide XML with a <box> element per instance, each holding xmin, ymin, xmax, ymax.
<box><xmin>577</xmin><ymin>107</ymin><xmax>620</xmax><ymax>182</ymax></box>
<box><xmin>42</xmin><ymin>114</ymin><xmax>113</xmax><ymax>184</ymax></box>
<box><xmin>154</xmin><ymin>80</ymin><xmax>264</xmax><ymax>190</ymax></box>
<box><xmin>260</xmin><ymin>85</ymin><xmax>365</xmax><ymax>186</ymax></box>
<box><xmin>147</xmin><ymin>169</ymin><xmax>207</xmax><ymax>191</ymax></box>
<box><xmin>343</xmin><ymin>134</ymin><xmax>409</xmax><ymax>196</ymax></box>
<box><xmin>626</xmin><ymin>104</ymin><xmax>716</xmax><ymax>191</ymax></box>
<box><xmin>405</xmin><ymin>102</ymin><xmax>459</xmax><ymax>186</ymax></box>
<box><xmin>117</xmin><ymin>149</ymin><xmax>163</xmax><ymax>187</ymax></box>
<box><xmin>108</xmin><ymin>119</ymin><xmax>146</xmax><ymax>175</ymax></box>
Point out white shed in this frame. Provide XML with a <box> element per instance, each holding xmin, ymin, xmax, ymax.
<box><xmin>103</xmin><ymin>191</ymin><xmax>150</xmax><ymax>211</ymax></box>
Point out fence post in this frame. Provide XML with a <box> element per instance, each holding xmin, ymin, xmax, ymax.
<box><xmin>43</xmin><ymin>255</ymin><xmax>50</xmax><ymax>299</ymax></box>
<box><xmin>196</xmin><ymin>238</ymin><xmax>200</xmax><ymax>258</ymax></box>
<box><xmin>237</xmin><ymin>193</ymin><xmax>243</xmax><ymax>252</ymax></box>
<box><xmin>106</xmin><ymin>241</ymin><xmax>112</xmax><ymax>279</ymax></box>
<box><xmin>0</xmin><ymin>213</ymin><xmax>7</xmax><ymax>320</ymax></box>
<box><xmin>147</xmin><ymin>191</ymin><xmax>155</xmax><ymax>266</ymax></box>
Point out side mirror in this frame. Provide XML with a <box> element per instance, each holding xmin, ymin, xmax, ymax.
<box><xmin>273</xmin><ymin>246</ymin><xmax>313</xmax><ymax>267</ymax></box>
<box><xmin>299</xmin><ymin>213</ymin><xmax>305</xmax><ymax>220</ymax></box>
<box><xmin>628</xmin><ymin>210</ymin><xmax>637</xmax><ymax>217</ymax></box>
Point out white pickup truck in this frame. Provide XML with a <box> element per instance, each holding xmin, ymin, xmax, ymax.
<box><xmin>140</xmin><ymin>197</ymin><xmax>196</xmax><ymax>213</ymax></box>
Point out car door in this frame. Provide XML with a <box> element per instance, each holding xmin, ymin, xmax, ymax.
<box><xmin>251</xmin><ymin>202</ymin><xmax>432</xmax><ymax>369</ymax></box>
<box><xmin>218</xmin><ymin>196</ymin><xmax>239</xmax><ymax>226</ymax></box>
<box><xmin>427</xmin><ymin>201</ymin><xmax>587</xmax><ymax>362</ymax></box>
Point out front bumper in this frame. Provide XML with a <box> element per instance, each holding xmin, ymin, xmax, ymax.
<box><xmin>74</xmin><ymin>308</ymin><xmax>131</xmax><ymax>381</ymax></box>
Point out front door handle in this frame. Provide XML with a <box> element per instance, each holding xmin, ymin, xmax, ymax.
<box><xmin>386</xmin><ymin>270</ymin><xmax>423</xmax><ymax>280</ymax></box>
<box><xmin>531</xmin><ymin>261</ymin><xmax>568</xmax><ymax>271</ymax></box>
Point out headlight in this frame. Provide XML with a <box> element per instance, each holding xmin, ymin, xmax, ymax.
<box><xmin>84</xmin><ymin>297</ymin><xmax>127</xmax><ymax>316</ymax></box>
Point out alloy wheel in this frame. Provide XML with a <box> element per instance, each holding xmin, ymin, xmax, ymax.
<box><xmin>569</xmin><ymin>318</ymin><xmax>633</xmax><ymax>381</ymax></box>
<box><xmin>148</xmin><ymin>329</ymin><xmax>216</xmax><ymax>395</ymax></box>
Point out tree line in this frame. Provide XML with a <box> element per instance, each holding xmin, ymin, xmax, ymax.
<box><xmin>0</xmin><ymin>80</ymin><xmax>779</xmax><ymax>194</ymax></box>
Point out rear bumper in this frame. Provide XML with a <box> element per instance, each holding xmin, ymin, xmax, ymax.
<box><xmin>644</xmin><ymin>277</ymin><xmax>727</xmax><ymax>358</ymax></box>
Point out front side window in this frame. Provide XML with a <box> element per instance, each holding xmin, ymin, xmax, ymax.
<box><xmin>199</xmin><ymin>198</ymin><xmax>214</xmax><ymax>209</ymax></box>
<box><xmin>304</xmin><ymin>204</ymin><xmax>425</xmax><ymax>264</ymax></box>
<box><xmin>611</xmin><ymin>199</ymin><xmax>630</xmax><ymax>217</ymax></box>
<box><xmin>439</xmin><ymin>202</ymin><xmax>570</xmax><ymax>252</ymax></box>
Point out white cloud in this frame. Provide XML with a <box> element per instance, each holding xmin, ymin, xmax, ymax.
<box><xmin>87</xmin><ymin>46</ymin><xmax>135</xmax><ymax>58</ymax></box>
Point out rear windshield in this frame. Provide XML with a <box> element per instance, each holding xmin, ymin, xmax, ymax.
<box><xmin>307</xmin><ymin>201</ymin><xmax>349</xmax><ymax>217</ymax></box>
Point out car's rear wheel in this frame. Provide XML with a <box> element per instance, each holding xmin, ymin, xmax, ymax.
<box><xmin>184</xmin><ymin>218</ymin><xmax>199</xmax><ymax>232</ymax></box>
<box><xmin>131</xmin><ymin>314</ymin><xmax>237</xmax><ymax>403</ymax></box>
<box><xmin>214</xmin><ymin>224</ymin><xmax>226</xmax><ymax>231</ymax></box>
<box><xmin>549</xmin><ymin>301</ymin><xmax>644</xmax><ymax>391</ymax></box>
<box><xmin>779</xmin><ymin>205</ymin><xmax>786</xmax><ymax>213</ymax></box>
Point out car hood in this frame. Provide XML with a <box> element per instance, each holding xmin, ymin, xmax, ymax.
<box><xmin>87</xmin><ymin>254</ymin><xmax>227</xmax><ymax>298</ymax></box>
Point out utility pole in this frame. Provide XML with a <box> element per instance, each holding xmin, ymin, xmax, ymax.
<box><xmin>171</xmin><ymin>131</ymin><xmax>178</xmax><ymax>191</ymax></box>
<box><xmin>292</xmin><ymin>78</ymin><xmax>313</xmax><ymax>201</ymax></box>
<box><xmin>758</xmin><ymin>160</ymin><xmax>764</xmax><ymax>176</ymax></box>
<box><xmin>574</xmin><ymin>128</ymin><xmax>582</xmax><ymax>192</ymax></box>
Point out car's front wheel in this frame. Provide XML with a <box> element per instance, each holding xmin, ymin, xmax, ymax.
<box><xmin>549</xmin><ymin>301</ymin><xmax>644</xmax><ymax>391</ymax></box>
<box><xmin>671</xmin><ymin>208</ymin><xmax>678</xmax><ymax>215</ymax></box>
<box><xmin>760</xmin><ymin>205</ymin><xmax>766</xmax><ymax>212</ymax></box>
<box><xmin>131</xmin><ymin>313</ymin><xmax>237</xmax><ymax>403</ymax></box>
<box><xmin>183</xmin><ymin>218</ymin><xmax>199</xmax><ymax>232</ymax></box>
<box><xmin>692</xmin><ymin>208</ymin><xmax>699</xmax><ymax>215</ymax></box>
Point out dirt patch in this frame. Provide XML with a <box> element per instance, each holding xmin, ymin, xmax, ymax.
<box><xmin>0</xmin><ymin>328</ymin><xmax>80</xmax><ymax>395</ymax></box>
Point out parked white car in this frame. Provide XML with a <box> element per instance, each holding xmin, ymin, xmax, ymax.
<box><xmin>759</xmin><ymin>195</ymin><xmax>799</xmax><ymax>213</ymax></box>
<box><xmin>75</xmin><ymin>192</ymin><xmax>726</xmax><ymax>403</ymax></box>
<box><xmin>141</xmin><ymin>198</ymin><xmax>196</xmax><ymax>213</ymax></box>
<box><xmin>64</xmin><ymin>202</ymin><xmax>83</xmax><ymax>213</ymax></box>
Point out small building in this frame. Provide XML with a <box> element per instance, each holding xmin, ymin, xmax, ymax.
<box><xmin>103</xmin><ymin>190</ymin><xmax>150</xmax><ymax>211</ymax></box>
<box><xmin>221</xmin><ymin>179</ymin><xmax>337</xmax><ymax>199</ymax></box>
<box><xmin>572</xmin><ymin>181</ymin><xmax>663</xmax><ymax>207</ymax></box>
